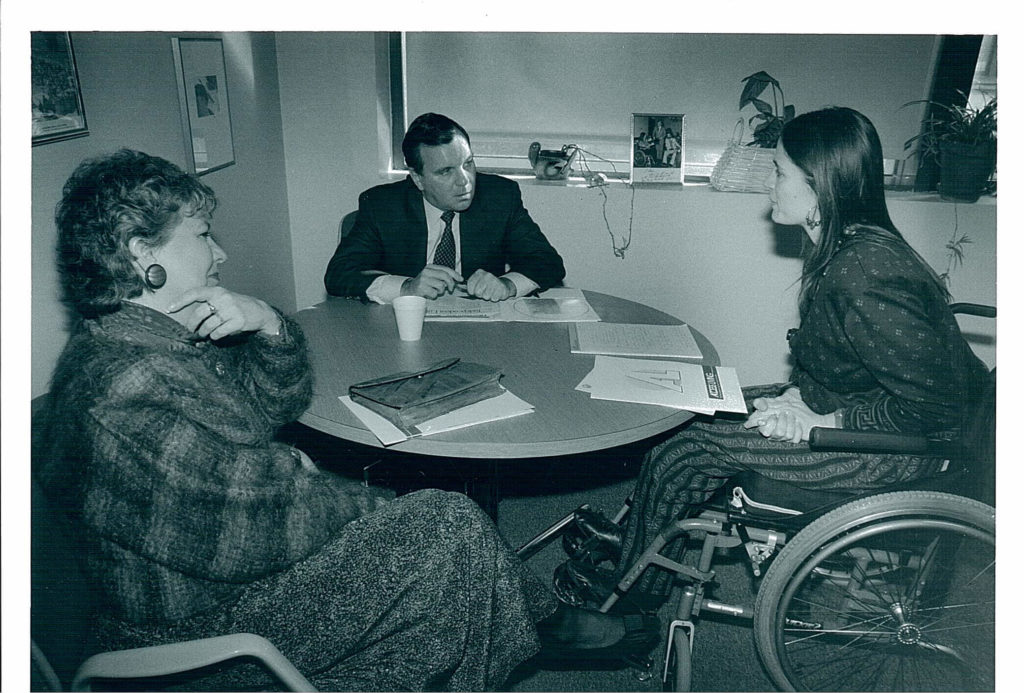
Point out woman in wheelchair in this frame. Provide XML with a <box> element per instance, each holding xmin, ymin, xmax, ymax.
<box><xmin>559</xmin><ymin>106</ymin><xmax>991</xmax><ymax>610</ymax></box>
<box><xmin>34</xmin><ymin>150</ymin><xmax>655</xmax><ymax>691</ymax></box>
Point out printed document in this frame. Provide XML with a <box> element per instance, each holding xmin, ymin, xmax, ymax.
<box><xmin>576</xmin><ymin>356</ymin><xmax>746</xmax><ymax>415</ymax></box>
<box><xmin>569</xmin><ymin>323</ymin><xmax>701</xmax><ymax>359</ymax></box>
<box><xmin>425</xmin><ymin>287</ymin><xmax>600</xmax><ymax>322</ymax></box>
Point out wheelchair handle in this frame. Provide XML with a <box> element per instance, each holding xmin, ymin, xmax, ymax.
<box><xmin>950</xmin><ymin>302</ymin><xmax>996</xmax><ymax>318</ymax></box>
<box><xmin>808</xmin><ymin>427</ymin><xmax>934</xmax><ymax>455</ymax></box>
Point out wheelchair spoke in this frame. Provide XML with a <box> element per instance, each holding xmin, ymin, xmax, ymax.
<box><xmin>753</xmin><ymin>493</ymin><xmax>995</xmax><ymax>691</ymax></box>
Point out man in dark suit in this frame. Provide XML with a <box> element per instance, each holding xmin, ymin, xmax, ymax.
<box><xmin>324</xmin><ymin>113</ymin><xmax>565</xmax><ymax>302</ymax></box>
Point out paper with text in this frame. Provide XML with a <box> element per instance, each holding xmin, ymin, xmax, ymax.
<box><xmin>576</xmin><ymin>356</ymin><xmax>746</xmax><ymax>414</ymax></box>
<box><xmin>425</xmin><ymin>287</ymin><xmax>600</xmax><ymax>322</ymax></box>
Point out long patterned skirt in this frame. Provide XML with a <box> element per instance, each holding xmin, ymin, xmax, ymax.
<box><xmin>98</xmin><ymin>489</ymin><xmax>556</xmax><ymax>691</ymax></box>
<box><xmin>617</xmin><ymin>385</ymin><xmax>945</xmax><ymax>597</ymax></box>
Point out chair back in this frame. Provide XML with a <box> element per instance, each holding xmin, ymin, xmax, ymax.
<box><xmin>949</xmin><ymin>303</ymin><xmax>996</xmax><ymax>506</ymax></box>
<box><xmin>31</xmin><ymin>394</ymin><xmax>98</xmax><ymax>690</ymax></box>
<box><xmin>338</xmin><ymin>211</ymin><xmax>358</xmax><ymax>245</ymax></box>
<box><xmin>962</xmin><ymin>367</ymin><xmax>996</xmax><ymax>506</ymax></box>
<box><xmin>31</xmin><ymin>474</ymin><xmax>99</xmax><ymax>689</ymax></box>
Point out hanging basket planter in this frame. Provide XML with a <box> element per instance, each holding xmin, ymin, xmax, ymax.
<box><xmin>710</xmin><ymin>120</ymin><xmax>775</xmax><ymax>193</ymax></box>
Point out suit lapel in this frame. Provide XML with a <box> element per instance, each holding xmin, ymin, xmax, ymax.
<box><xmin>403</xmin><ymin>177</ymin><xmax>429</xmax><ymax>258</ymax></box>
<box><xmin>458</xmin><ymin>177</ymin><xmax>489</xmax><ymax>270</ymax></box>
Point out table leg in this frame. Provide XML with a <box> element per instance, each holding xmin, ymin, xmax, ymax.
<box><xmin>464</xmin><ymin>460</ymin><xmax>500</xmax><ymax>522</ymax></box>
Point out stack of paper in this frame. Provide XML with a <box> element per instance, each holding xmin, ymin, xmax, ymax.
<box><xmin>576</xmin><ymin>355</ymin><xmax>746</xmax><ymax>415</ymax></box>
<box><xmin>569</xmin><ymin>322</ymin><xmax>701</xmax><ymax>359</ymax></box>
<box><xmin>341</xmin><ymin>388</ymin><xmax>534</xmax><ymax>446</ymax></box>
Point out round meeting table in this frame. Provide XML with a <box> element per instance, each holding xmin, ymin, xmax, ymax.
<box><xmin>293</xmin><ymin>290</ymin><xmax>719</xmax><ymax>518</ymax></box>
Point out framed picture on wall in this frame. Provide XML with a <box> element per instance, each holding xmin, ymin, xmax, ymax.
<box><xmin>32</xmin><ymin>32</ymin><xmax>89</xmax><ymax>145</ymax></box>
<box><xmin>171</xmin><ymin>37</ymin><xmax>235</xmax><ymax>175</ymax></box>
<box><xmin>630</xmin><ymin>113</ymin><xmax>685</xmax><ymax>184</ymax></box>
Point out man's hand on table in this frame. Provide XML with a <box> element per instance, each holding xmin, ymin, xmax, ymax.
<box><xmin>401</xmin><ymin>267</ymin><xmax>516</xmax><ymax>302</ymax></box>
<box><xmin>402</xmin><ymin>265</ymin><xmax>462</xmax><ymax>299</ymax></box>
<box><xmin>465</xmin><ymin>269</ymin><xmax>516</xmax><ymax>301</ymax></box>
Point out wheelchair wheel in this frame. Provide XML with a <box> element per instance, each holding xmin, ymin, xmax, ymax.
<box><xmin>752</xmin><ymin>491</ymin><xmax>995</xmax><ymax>691</ymax></box>
<box><xmin>662</xmin><ymin>626</ymin><xmax>692</xmax><ymax>692</ymax></box>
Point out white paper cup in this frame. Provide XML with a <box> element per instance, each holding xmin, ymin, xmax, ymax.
<box><xmin>392</xmin><ymin>295</ymin><xmax>427</xmax><ymax>341</ymax></box>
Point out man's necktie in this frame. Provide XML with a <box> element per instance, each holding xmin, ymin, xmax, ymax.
<box><xmin>433</xmin><ymin>210</ymin><xmax>457</xmax><ymax>269</ymax></box>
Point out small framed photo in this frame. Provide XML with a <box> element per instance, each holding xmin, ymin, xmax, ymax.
<box><xmin>171</xmin><ymin>37</ymin><xmax>236</xmax><ymax>175</ymax></box>
<box><xmin>32</xmin><ymin>32</ymin><xmax>89</xmax><ymax>145</ymax></box>
<box><xmin>630</xmin><ymin>113</ymin><xmax>685</xmax><ymax>184</ymax></box>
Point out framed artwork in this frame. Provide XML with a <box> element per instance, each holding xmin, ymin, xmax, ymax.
<box><xmin>171</xmin><ymin>37</ymin><xmax>235</xmax><ymax>175</ymax></box>
<box><xmin>31</xmin><ymin>32</ymin><xmax>89</xmax><ymax>145</ymax></box>
<box><xmin>630</xmin><ymin>113</ymin><xmax>685</xmax><ymax>184</ymax></box>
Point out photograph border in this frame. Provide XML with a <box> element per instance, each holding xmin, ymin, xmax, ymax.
<box><xmin>630</xmin><ymin>112</ymin><xmax>685</xmax><ymax>184</ymax></box>
<box><xmin>171</xmin><ymin>37</ymin><xmax>236</xmax><ymax>176</ymax></box>
<box><xmin>31</xmin><ymin>32</ymin><xmax>89</xmax><ymax>146</ymax></box>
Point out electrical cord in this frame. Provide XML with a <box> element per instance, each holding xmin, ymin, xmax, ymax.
<box><xmin>574</xmin><ymin>147</ymin><xmax>635</xmax><ymax>259</ymax></box>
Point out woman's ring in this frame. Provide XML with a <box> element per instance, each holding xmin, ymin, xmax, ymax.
<box><xmin>208</xmin><ymin>302</ymin><xmax>218</xmax><ymax>315</ymax></box>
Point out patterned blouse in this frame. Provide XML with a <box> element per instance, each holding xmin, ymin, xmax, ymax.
<box><xmin>788</xmin><ymin>234</ymin><xmax>988</xmax><ymax>435</ymax></box>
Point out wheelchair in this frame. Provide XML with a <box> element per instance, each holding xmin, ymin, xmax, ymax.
<box><xmin>517</xmin><ymin>304</ymin><xmax>995</xmax><ymax>692</ymax></box>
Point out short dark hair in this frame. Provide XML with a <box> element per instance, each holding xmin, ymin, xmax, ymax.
<box><xmin>401</xmin><ymin>113</ymin><xmax>471</xmax><ymax>173</ymax></box>
<box><xmin>55</xmin><ymin>149</ymin><xmax>217</xmax><ymax>317</ymax></box>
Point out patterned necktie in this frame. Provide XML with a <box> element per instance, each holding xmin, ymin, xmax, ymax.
<box><xmin>433</xmin><ymin>210</ymin><xmax>457</xmax><ymax>269</ymax></box>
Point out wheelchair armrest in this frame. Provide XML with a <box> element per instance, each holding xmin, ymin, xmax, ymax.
<box><xmin>808</xmin><ymin>427</ymin><xmax>946</xmax><ymax>455</ymax></box>
<box><xmin>949</xmin><ymin>302</ymin><xmax>996</xmax><ymax>318</ymax></box>
<box><xmin>71</xmin><ymin>633</ymin><xmax>315</xmax><ymax>692</ymax></box>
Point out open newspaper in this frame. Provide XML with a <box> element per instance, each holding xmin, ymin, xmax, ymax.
<box><xmin>425</xmin><ymin>287</ymin><xmax>600</xmax><ymax>322</ymax></box>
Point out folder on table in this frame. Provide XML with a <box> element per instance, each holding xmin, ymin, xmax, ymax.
<box><xmin>569</xmin><ymin>322</ymin><xmax>701</xmax><ymax>360</ymax></box>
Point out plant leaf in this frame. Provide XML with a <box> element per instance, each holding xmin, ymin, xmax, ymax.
<box><xmin>742</xmin><ymin>71</ymin><xmax>779</xmax><ymax>88</ymax></box>
<box><xmin>748</xmin><ymin>97</ymin><xmax>774</xmax><ymax>116</ymax></box>
<box><xmin>739</xmin><ymin>71</ymin><xmax>777</xmax><ymax>109</ymax></box>
<box><xmin>783</xmin><ymin>104</ymin><xmax>796</xmax><ymax>122</ymax></box>
<box><xmin>739</xmin><ymin>79</ymin><xmax>767</xmax><ymax>109</ymax></box>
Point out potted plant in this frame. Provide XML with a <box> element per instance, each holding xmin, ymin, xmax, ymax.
<box><xmin>710</xmin><ymin>71</ymin><xmax>796</xmax><ymax>192</ymax></box>
<box><xmin>739</xmin><ymin>71</ymin><xmax>796</xmax><ymax>148</ymax></box>
<box><xmin>903</xmin><ymin>94</ymin><xmax>997</xmax><ymax>202</ymax></box>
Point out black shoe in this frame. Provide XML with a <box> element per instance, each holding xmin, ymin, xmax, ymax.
<box><xmin>553</xmin><ymin>559</ymin><xmax>616</xmax><ymax>608</ymax></box>
<box><xmin>535</xmin><ymin>609</ymin><xmax>660</xmax><ymax>669</ymax></box>
<box><xmin>553</xmin><ymin>559</ymin><xmax>668</xmax><ymax>614</ymax></box>
<box><xmin>561</xmin><ymin>506</ymin><xmax>624</xmax><ymax>563</ymax></box>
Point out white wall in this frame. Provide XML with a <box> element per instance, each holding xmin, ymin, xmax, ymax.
<box><xmin>274</xmin><ymin>33</ymin><xmax>995</xmax><ymax>388</ymax></box>
<box><xmin>275</xmin><ymin>32</ymin><xmax>384</xmax><ymax>310</ymax></box>
<box><xmin>31</xmin><ymin>32</ymin><xmax>293</xmax><ymax>397</ymax></box>
<box><xmin>515</xmin><ymin>183</ymin><xmax>995</xmax><ymax>385</ymax></box>
<box><xmin>33</xmin><ymin>32</ymin><xmax>995</xmax><ymax>397</ymax></box>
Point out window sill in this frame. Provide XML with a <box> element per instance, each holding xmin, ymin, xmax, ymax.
<box><xmin>381</xmin><ymin>168</ymin><xmax>995</xmax><ymax>204</ymax></box>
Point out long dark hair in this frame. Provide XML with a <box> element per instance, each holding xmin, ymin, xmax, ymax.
<box><xmin>781</xmin><ymin>107</ymin><xmax>948</xmax><ymax>314</ymax></box>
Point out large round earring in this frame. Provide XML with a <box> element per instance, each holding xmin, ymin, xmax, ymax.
<box><xmin>805</xmin><ymin>206</ymin><xmax>822</xmax><ymax>230</ymax></box>
<box><xmin>144</xmin><ymin>263</ymin><xmax>167</xmax><ymax>290</ymax></box>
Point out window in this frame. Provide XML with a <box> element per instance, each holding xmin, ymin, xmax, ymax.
<box><xmin>386</xmin><ymin>33</ymin><xmax>961</xmax><ymax>185</ymax></box>
<box><xmin>910</xmin><ymin>35</ymin><xmax>996</xmax><ymax>192</ymax></box>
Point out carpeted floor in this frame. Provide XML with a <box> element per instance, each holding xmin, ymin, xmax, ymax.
<box><xmin>289</xmin><ymin>424</ymin><xmax>776</xmax><ymax>692</ymax></box>
<box><xmin>496</xmin><ymin>466</ymin><xmax>774</xmax><ymax>692</ymax></box>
